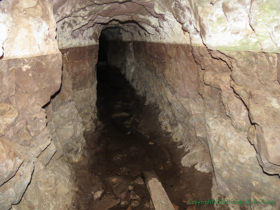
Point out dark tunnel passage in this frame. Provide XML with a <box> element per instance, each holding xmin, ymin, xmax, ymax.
<box><xmin>70</xmin><ymin>32</ymin><xmax>214</xmax><ymax>210</ymax></box>
<box><xmin>98</xmin><ymin>32</ymin><xmax>108</xmax><ymax>62</ymax></box>
<box><xmin>1</xmin><ymin>1</ymin><xmax>280</xmax><ymax>209</ymax></box>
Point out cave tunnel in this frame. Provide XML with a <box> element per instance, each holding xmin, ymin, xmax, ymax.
<box><xmin>83</xmin><ymin>29</ymin><xmax>214</xmax><ymax>209</ymax></box>
<box><xmin>0</xmin><ymin>0</ymin><xmax>280</xmax><ymax>210</ymax></box>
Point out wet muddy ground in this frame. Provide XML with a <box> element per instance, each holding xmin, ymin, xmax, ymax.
<box><xmin>71</xmin><ymin>63</ymin><xmax>214</xmax><ymax>210</ymax></box>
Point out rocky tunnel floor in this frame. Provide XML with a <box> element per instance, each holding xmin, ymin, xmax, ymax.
<box><xmin>70</xmin><ymin>63</ymin><xmax>214</xmax><ymax>210</ymax></box>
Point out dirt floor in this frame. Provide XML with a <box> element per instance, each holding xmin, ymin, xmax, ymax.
<box><xmin>70</xmin><ymin>63</ymin><xmax>214</xmax><ymax>210</ymax></box>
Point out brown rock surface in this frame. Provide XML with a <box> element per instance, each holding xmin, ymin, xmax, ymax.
<box><xmin>92</xmin><ymin>198</ymin><xmax>120</xmax><ymax>210</ymax></box>
<box><xmin>61</xmin><ymin>46</ymin><xmax>99</xmax><ymax>132</ymax></box>
<box><xmin>0</xmin><ymin>161</ymin><xmax>34</xmax><ymax>209</ymax></box>
<box><xmin>0</xmin><ymin>0</ymin><xmax>58</xmax><ymax>59</ymax></box>
<box><xmin>226</xmin><ymin>51</ymin><xmax>280</xmax><ymax>174</ymax></box>
<box><xmin>0</xmin><ymin>103</ymin><xmax>18</xmax><ymax>136</ymax></box>
<box><xmin>0</xmin><ymin>138</ymin><xmax>22</xmax><ymax>186</ymax></box>
<box><xmin>107</xmin><ymin>40</ymin><xmax>280</xmax><ymax>206</ymax></box>
<box><xmin>0</xmin><ymin>52</ymin><xmax>77</xmax><ymax>209</ymax></box>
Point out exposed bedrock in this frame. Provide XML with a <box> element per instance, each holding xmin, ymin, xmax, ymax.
<box><xmin>0</xmin><ymin>0</ymin><xmax>77</xmax><ymax>209</ymax></box>
<box><xmin>60</xmin><ymin>46</ymin><xmax>99</xmax><ymax>132</ymax></box>
<box><xmin>0</xmin><ymin>0</ymin><xmax>279</xmax><ymax>209</ymax></box>
<box><xmin>107</xmin><ymin>39</ymin><xmax>280</xmax><ymax>206</ymax></box>
<box><xmin>0</xmin><ymin>54</ymin><xmax>67</xmax><ymax>210</ymax></box>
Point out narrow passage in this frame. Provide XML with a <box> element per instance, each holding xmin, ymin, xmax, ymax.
<box><xmin>71</xmin><ymin>62</ymin><xmax>213</xmax><ymax>210</ymax></box>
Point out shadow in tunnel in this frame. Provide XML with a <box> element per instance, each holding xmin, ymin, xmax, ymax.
<box><xmin>71</xmin><ymin>30</ymin><xmax>214</xmax><ymax>210</ymax></box>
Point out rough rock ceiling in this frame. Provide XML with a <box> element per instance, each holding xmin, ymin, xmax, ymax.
<box><xmin>1</xmin><ymin>0</ymin><xmax>279</xmax><ymax>59</ymax></box>
<box><xmin>53</xmin><ymin>0</ymin><xmax>280</xmax><ymax>52</ymax></box>
<box><xmin>53</xmin><ymin>0</ymin><xmax>190</xmax><ymax>48</ymax></box>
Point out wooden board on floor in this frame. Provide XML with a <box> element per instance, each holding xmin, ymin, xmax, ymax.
<box><xmin>143</xmin><ymin>170</ymin><xmax>175</xmax><ymax>210</ymax></box>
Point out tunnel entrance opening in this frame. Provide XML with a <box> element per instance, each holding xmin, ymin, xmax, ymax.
<box><xmin>70</xmin><ymin>31</ymin><xmax>214</xmax><ymax>210</ymax></box>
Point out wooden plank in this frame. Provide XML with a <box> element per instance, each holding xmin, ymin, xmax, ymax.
<box><xmin>143</xmin><ymin>171</ymin><xmax>175</xmax><ymax>210</ymax></box>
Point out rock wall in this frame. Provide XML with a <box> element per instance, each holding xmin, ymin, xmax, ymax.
<box><xmin>15</xmin><ymin>45</ymin><xmax>100</xmax><ymax>210</ymax></box>
<box><xmin>60</xmin><ymin>46</ymin><xmax>99</xmax><ymax>133</ymax></box>
<box><xmin>0</xmin><ymin>0</ymin><xmax>59</xmax><ymax>59</ymax></box>
<box><xmin>107</xmin><ymin>40</ymin><xmax>280</xmax><ymax>208</ymax></box>
<box><xmin>0</xmin><ymin>0</ymin><xmax>78</xmax><ymax>209</ymax></box>
<box><xmin>0</xmin><ymin>54</ymin><xmax>70</xmax><ymax>210</ymax></box>
<box><xmin>53</xmin><ymin>0</ymin><xmax>280</xmax><ymax>52</ymax></box>
<box><xmin>0</xmin><ymin>0</ymin><xmax>99</xmax><ymax>208</ymax></box>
